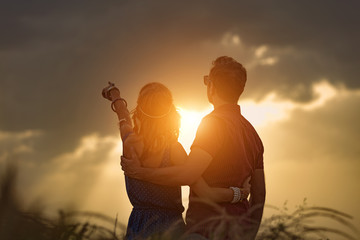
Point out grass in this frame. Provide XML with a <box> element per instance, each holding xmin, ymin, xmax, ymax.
<box><xmin>0</xmin><ymin>165</ymin><xmax>358</xmax><ymax>240</ymax></box>
<box><xmin>257</xmin><ymin>201</ymin><xmax>358</xmax><ymax>240</ymax></box>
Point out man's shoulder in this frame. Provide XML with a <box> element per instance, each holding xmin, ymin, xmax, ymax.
<box><xmin>200</xmin><ymin>112</ymin><xmax>227</xmax><ymax>127</ymax></box>
<box><xmin>191</xmin><ymin>113</ymin><xmax>227</xmax><ymax>158</ymax></box>
<box><xmin>197</xmin><ymin>114</ymin><xmax>228</xmax><ymax>137</ymax></box>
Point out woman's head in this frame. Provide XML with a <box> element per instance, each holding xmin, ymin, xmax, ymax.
<box><xmin>132</xmin><ymin>82</ymin><xmax>180</xmax><ymax>153</ymax></box>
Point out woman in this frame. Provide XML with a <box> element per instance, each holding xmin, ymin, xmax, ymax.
<box><xmin>102</xmin><ymin>82</ymin><xmax>249</xmax><ymax>239</ymax></box>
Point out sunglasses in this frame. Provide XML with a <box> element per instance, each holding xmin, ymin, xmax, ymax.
<box><xmin>203</xmin><ymin>75</ymin><xmax>211</xmax><ymax>85</ymax></box>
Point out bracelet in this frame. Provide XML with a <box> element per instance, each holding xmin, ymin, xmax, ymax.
<box><xmin>118</xmin><ymin>118</ymin><xmax>127</xmax><ymax>125</ymax></box>
<box><xmin>230</xmin><ymin>187</ymin><xmax>241</xmax><ymax>203</ymax></box>
<box><xmin>111</xmin><ymin>98</ymin><xmax>128</xmax><ymax>112</ymax></box>
<box><xmin>118</xmin><ymin>118</ymin><xmax>131</xmax><ymax>128</ymax></box>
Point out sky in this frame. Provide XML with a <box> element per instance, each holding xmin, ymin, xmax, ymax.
<box><xmin>1</xmin><ymin>0</ymin><xmax>360</xmax><ymax>236</ymax></box>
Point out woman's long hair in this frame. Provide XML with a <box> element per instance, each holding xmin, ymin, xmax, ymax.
<box><xmin>132</xmin><ymin>82</ymin><xmax>181</xmax><ymax>154</ymax></box>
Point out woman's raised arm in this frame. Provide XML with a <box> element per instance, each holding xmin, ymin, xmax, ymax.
<box><xmin>102</xmin><ymin>82</ymin><xmax>143</xmax><ymax>158</ymax></box>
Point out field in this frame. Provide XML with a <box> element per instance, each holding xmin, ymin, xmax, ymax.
<box><xmin>1</xmin><ymin>165</ymin><xmax>358</xmax><ymax>240</ymax></box>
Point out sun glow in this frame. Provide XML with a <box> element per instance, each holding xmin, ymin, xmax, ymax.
<box><xmin>177</xmin><ymin>101</ymin><xmax>286</xmax><ymax>151</ymax></box>
<box><xmin>177</xmin><ymin>108</ymin><xmax>211</xmax><ymax>154</ymax></box>
<box><xmin>240</xmin><ymin>94</ymin><xmax>294</xmax><ymax>127</ymax></box>
<box><xmin>178</xmin><ymin>81</ymin><xmax>342</xmax><ymax>154</ymax></box>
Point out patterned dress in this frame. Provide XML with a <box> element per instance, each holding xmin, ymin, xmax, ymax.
<box><xmin>125</xmin><ymin>147</ymin><xmax>185</xmax><ymax>239</ymax></box>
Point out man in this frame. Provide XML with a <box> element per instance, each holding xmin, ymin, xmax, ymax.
<box><xmin>122</xmin><ymin>56</ymin><xmax>266</xmax><ymax>239</ymax></box>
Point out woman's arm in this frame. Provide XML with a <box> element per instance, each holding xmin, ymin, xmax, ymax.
<box><xmin>191</xmin><ymin>178</ymin><xmax>233</xmax><ymax>202</ymax></box>
<box><xmin>107</xmin><ymin>86</ymin><xmax>132</xmax><ymax>140</ymax></box>
<box><xmin>191</xmin><ymin>177</ymin><xmax>250</xmax><ymax>203</ymax></box>
<box><xmin>102</xmin><ymin>83</ymin><xmax>143</xmax><ymax>158</ymax></box>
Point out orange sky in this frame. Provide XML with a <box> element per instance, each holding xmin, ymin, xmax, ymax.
<box><xmin>18</xmin><ymin>80</ymin><xmax>360</xmax><ymax>236</ymax></box>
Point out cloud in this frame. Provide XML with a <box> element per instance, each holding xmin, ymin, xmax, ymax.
<box><xmin>240</xmin><ymin>80</ymin><xmax>357</xmax><ymax>127</ymax></box>
<box><xmin>259</xmin><ymin>57</ymin><xmax>278</xmax><ymax>66</ymax></box>
<box><xmin>220</xmin><ymin>32</ymin><xmax>241</xmax><ymax>46</ymax></box>
<box><xmin>198</xmin><ymin>31</ymin><xmax>355</xmax><ymax>102</ymax></box>
<box><xmin>254</xmin><ymin>81</ymin><xmax>360</xmax><ymax>164</ymax></box>
<box><xmin>0</xmin><ymin>129</ymin><xmax>42</xmax><ymax>163</ymax></box>
<box><xmin>241</xmin><ymin>80</ymin><xmax>360</xmax><ymax>228</ymax></box>
<box><xmin>1</xmin><ymin>0</ymin><xmax>359</xmax><ymax>138</ymax></box>
<box><xmin>0</xmin><ymin>129</ymin><xmax>131</xmax><ymax>222</ymax></box>
<box><xmin>26</xmin><ymin>133</ymin><xmax>132</xmax><ymax>222</ymax></box>
<box><xmin>254</xmin><ymin>83</ymin><xmax>360</xmax><ymax>229</ymax></box>
<box><xmin>255</xmin><ymin>45</ymin><xmax>267</xmax><ymax>58</ymax></box>
<box><xmin>30</xmin><ymin>134</ymin><xmax>119</xmax><ymax>203</ymax></box>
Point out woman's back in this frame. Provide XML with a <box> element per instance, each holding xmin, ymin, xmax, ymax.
<box><xmin>125</xmin><ymin>144</ymin><xmax>185</xmax><ymax>239</ymax></box>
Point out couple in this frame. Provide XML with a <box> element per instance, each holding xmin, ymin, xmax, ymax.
<box><xmin>102</xmin><ymin>56</ymin><xmax>265</xmax><ymax>239</ymax></box>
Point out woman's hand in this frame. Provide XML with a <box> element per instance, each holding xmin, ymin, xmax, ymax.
<box><xmin>102</xmin><ymin>82</ymin><xmax>120</xmax><ymax>101</ymax></box>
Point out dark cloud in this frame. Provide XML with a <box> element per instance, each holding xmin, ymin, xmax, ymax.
<box><xmin>260</xmin><ymin>90</ymin><xmax>360</xmax><ymax>164</ymax></box>
<box><xmin>1</xmin><ymin>0</ymin><xmax>360</xmax><ymax>160</ymax></box>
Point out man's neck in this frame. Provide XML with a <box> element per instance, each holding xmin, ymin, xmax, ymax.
<box><xmin>212</xmin><ymin>98</ymin><xmax>237</xmax><ymax>109</ymax></box>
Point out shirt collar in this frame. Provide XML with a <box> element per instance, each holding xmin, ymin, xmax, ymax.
<box><xmin>213</xmin><ymin>103</ymin><xmax>241</xmax><ymax>114</ymax></box>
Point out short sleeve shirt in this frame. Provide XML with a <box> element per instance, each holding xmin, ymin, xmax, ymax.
<box><xmin>191</xmin><ymin>104</ymin><xmax>264</xmax><ymax>184</ymax></box>
<box><xmin>186</xmin><ymin>104</ymin><xmax>264</xmax><ymax>230</ymax></box>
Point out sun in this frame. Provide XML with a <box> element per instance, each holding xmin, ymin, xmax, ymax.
<box><xmin>177</xmin><ymin>107</ymin><xmax>211</xmax><ymax>153</ymax></box>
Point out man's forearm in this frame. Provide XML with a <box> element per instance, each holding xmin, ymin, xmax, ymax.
<box><xmin>123</xmin><ymin>147</ymin><xmax>212</xmax><ymax>187</ymax></box>
<box><xmin>139</xmin><ymin>164</ymin><xmax>196</xmax><ymax>186</ymax></box>
<box><xmin>248</xmin><ymin>169</ymin><xmax>266</xmax><ymax>239</ymax></box>
<box><xmin>248</xmin><ymin>192</ymin><xmax>265</xmax><ymax>239</ymax></box>
<box><xmin>250</xmin><ymin>199</ymin><xmax>264</xmax><ymax>222</ymax></box>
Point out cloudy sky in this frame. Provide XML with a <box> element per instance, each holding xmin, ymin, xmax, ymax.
<box><xmin>1</xmin><ymin>0</ymin><xmax>359</xmax><ymax>234</ymax></box>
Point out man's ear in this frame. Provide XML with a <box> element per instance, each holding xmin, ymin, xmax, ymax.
<box><xmin>209</xmin><ymin>82</ymin><xmax>216</xmax><ymax>96</ymax></box>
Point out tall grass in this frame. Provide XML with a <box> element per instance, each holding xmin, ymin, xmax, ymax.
<box><xmin>0</xmin><ymin>165</ymin><xmax>358</xmax><ymax>240</ymax></box>
<box><xmin>257</xmin><ymin>201</ymin><xmax>358</xmax><ymax>240</ymax></box>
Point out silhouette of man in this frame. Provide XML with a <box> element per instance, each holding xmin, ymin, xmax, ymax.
<box><xmin>122</xmin><ymin>56</ymin><xmax>265</xmax><ymax>239</ymax></box>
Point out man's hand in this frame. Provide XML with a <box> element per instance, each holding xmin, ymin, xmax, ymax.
<box><xmin>241</xmin><ymin>176</ymin><xmax>251</xmax><ymax>200</ymax></box>
<box><xmin>242</xmin><ymin>176</ymin><xmax>251</xmax><ymax>195</ymax></box>
<box><xmin>121</xmin><ymin>147</ymin><xmax>143</xmax><ymax>179</ymax></box>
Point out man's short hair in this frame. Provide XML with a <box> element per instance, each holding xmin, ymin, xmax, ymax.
<box><xmin>209</xmin><ymin>56</ymin><xmax>247</xmax><ymax>103</ymax></box>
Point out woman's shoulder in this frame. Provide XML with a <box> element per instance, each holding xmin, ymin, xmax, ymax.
<box><xmin>169</xmin><ymin>141</ymin><xmax>187</xmax><ymax>165</ymax></box>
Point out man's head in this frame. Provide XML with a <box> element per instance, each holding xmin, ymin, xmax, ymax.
<box><xmin>205</xmin><ymin>56</ymin><xmax>247</xmax><ymax>104</ymax></box>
